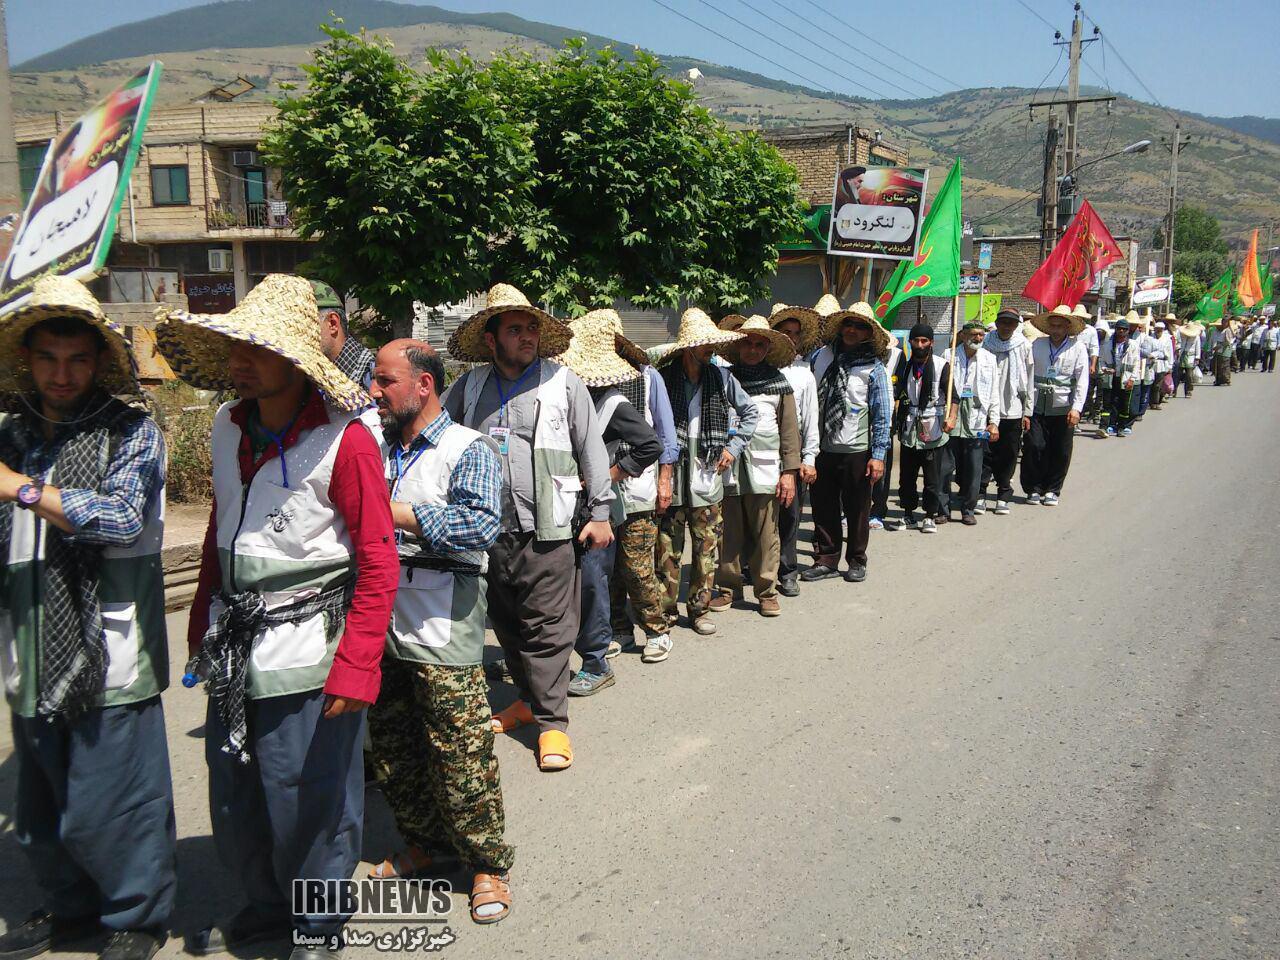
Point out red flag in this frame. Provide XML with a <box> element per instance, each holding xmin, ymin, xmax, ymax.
<box><xmin>1022</xmin><ymin>200</ymin><xmax>1123</xmax><ymax>309</ymax></box>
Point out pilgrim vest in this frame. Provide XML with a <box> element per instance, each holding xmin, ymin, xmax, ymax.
<box><xmin>210</xmin><ymin>400</ymin><xmax>360</xmax><ymax>699</ymax></box>
<box><xmin>599</xmin><ymin>385</ymin><xmax>658</xmax><ymax>517</ymax></box>
<box><xmin>900</xmin><ymin>354</ymin><xmax>949</xmax><ymax>450</ymax></box>
<box><xmin>812</xmin><ymin>346</ymin><xmax>876</xmax><ymax>454</ymax></box>
<box><xmin>461</xmin><ymin>361</ymin><xmax>579</xmax><ymax>541</ymax></box>
<box><xmin>672</xmin><ymin>365</ymin><xmax>731</xmax><ymax>509</ymax></box>
<box><xmin>726</xmin><ymin>391</ymin><xmax>783</xmax><ymax>496</ymax></box>
<box><xmin>1</xmin><ymin>431</ymin><xmax>168</xmax><ymax>717</ymax></box>
<box><xmin>385</xmin><ymin>421</ymin><xmax>489</xmax><ymax>666</ymax></box>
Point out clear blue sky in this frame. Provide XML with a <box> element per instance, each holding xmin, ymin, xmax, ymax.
<box><xmin>8</xmin><ymin>0</ymin><xmax>1279</xmax><ymax>117</ymax></box>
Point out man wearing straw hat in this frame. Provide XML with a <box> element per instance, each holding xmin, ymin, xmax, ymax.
<box><xmin>1175</xmin><ymin>317</ymin><xmax>1203</xmax><ymax>395</ymax></box>
<box><xmin>553</xmin><ymin>311</ymin><xmax>661</xmax><ymax>691</ymax></box>
<box><xmin>1262</xmin><ymin>317</ymin><xmax>1279</xmax><ymax>373</ymax></box>
<box><xmin>157</xmin><ymin>275</ymin><xmax>399</xmax><ymax>958</ymax></box>
<box><xmin>980</xmin><ymin>308</ymin><xmax>1033</xmax><ymax>515</ymax></box>
<box><xmin>654</xmin><ymin>308</ymin><xmax>758</xmax><ymax>636</ymax></box>
<box><xmin>362</xmin><ymin>338</ymin><xmax>514</xmax><ymax>924</ymax></box>
<box><xmin>767</xmin><ymin>303</ymin><xmax>820</xmax><ymax>595</ymax></box>
<box><xmin>1098</xmin><ymin>315</ymin><xmax>1144</xmax><ymax>437</ymax></box>
<box><xmin>1149</xmin><ymin>319</ymin><xmax>1174</xmax><ymax>409</ymax></box>
<box><xmin>805</xmin><ymin>301</ymin><xmax>891</xmax><ymax>580</ymax></box>
<box><xmin>443</xmin><ymin>284</ymin><xmax>612</xmax><ymax>772</ymax></box>
<box><xmin>708</xmin><ymin>315</ymin><xmax>801</xmax><ymax>617</ymax></box>
<box><xmin>1021</xmin><ymin>304</ymin><xmax>1089</xmax><ymax>506</ymax></box>
<box><xmin>1210</xmin><ymin>318</ymin><xmax>1236</xmax><ymax>386</ymax></box>
<box><xmin>944</xmin><ymin>321</ymin><xmax>998</xmax><ymax>525</ymax></box>
<box><xmin>0</xmin><ymin>276</ymin><xmax>175</xmax><ymax>960</ymax></box>
<box><xmin>312</xmin><ymin>281</ymin><xmax>374</xmax><ymax>392</ymax></box>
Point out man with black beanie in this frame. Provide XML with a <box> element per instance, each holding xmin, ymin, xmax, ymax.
<box><xmin>894</xmin><ymin>323</ymin><xmax>951</xmax><ymax>534</ymax></box>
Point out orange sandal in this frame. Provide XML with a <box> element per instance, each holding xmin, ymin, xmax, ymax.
<box><xmin>469</xmin><ymin>871</ymin><xmax>511</xmax><ymax>924</ymax></box>
<box><xmin>491</xmin><ymin>700</ymin><xmax>534</xmax><ymax>734</ymax></box>
<box><xmin>367</xmin><ymin>845</ymin><xmax>435</xmax><ymax>879</ymax></box>
<box><xmin>537</xmin><ymin>730</ymin><xmax>573</xmax><ymax>771</ymax></box>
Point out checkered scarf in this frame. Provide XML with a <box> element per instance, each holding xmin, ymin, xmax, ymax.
<box><xmin>0</xmin><ymin>393</ymin><xmax>142</xmax><ymax>720</ymax></box>
<box><xmin>817</xmin><ymin>342</ymin><xmax>878</xmax><ymax>440</ymax></box>
<box><xmin>731</xmin><ymin>362</ymin><xmax>792</xmax><ymax>397</ymax></box>
<box><xmin>196</xmin><ymin>581</ymin><xmax>354</xmax><ymax>763</ymax></box>
<box><xmin>662</xmin><ymin>361</ymin><xmax>730</xmax><ymax>463</ymax></box>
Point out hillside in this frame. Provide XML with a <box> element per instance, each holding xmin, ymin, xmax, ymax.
<box><xmin>14</xmin><ymin>0</ymin><xmax>1280</xmax><ymax>241</ymax></box>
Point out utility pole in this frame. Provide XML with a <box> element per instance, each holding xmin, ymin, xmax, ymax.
<box><xmin>1062</xmin><ymin>7</ymin><xmax>1083</xmax><ymax>184</ymax></box>
<box><xmin>0</xmin><ymin>0</ymin><xmax>20</xmax><ymax>209</ymax></box>
<box><xmin>1039</xmin><ymin>114</ymin><xmax>1060</xmax><ymax>263</ymax></box>
<box><xmin>1163</xmin><ymin>121</ymin><xmax>1180</xmax><ymax>277</ymax></box>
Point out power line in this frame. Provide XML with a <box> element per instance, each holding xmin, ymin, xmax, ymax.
<box><xmin>1078</xmin><ymin>6</ymin><xmax>1178</xmax><ymax>123</ymax></box>
<box><xmin>1013</xmin><ymin>0</ymin><xmax>1059</xmax><ymax>32</ymax></box>
<box><xmin>758</xmin><ymin>0</ymin><xmax>943</xmax><ymax>98</ymax></box>
<box><xmin>795</xmin><ymin>0</ymin><xmax>963</xmax><ymax>91</ymax></box>
<box><xmin>973</xmin><ymin>190</ymin><xmax>1038</xmax><ymax>227</ymax></box>
<box><xmin>644</xmin><ymin>0</ymin><xmax>843</xmax><ymax>96</ymax></box>
<box><xmin>689</xmin><ymin>0</ymin><xmax>891</xmax><ymax>98</ymax></box>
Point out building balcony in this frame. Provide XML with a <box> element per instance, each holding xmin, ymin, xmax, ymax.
<box><xmin>206</xmin><ymin>199</ymin><xmax>294</xmax><ymax>232</ymax></box>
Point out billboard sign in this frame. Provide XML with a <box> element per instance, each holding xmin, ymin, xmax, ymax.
<box><xmin>827</xmin><ymin>164</ymin><xmax>928</xmax><ymax>261</ymax></box>
<box><xmin>1132</xmin><ymin>275</ymin><xmax>1173</xmax><ymax>306</ymax></box>
<box><xmin>0</xmin><ymin>62</ymin><xmax>163</xmax><ymax>310</ymax></box>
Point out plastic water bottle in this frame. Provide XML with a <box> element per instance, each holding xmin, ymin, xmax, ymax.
<box><xmin>181</xmin><ymin>655</ymin><xmax>206</xmax><ymax>689</ymax></box>
<box><xmin>976</xmin><ymin>429</ymin><xmax>991</xmax><ymax>441</ymax></box>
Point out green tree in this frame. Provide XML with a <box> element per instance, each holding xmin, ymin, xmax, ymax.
<box><xmin>1152</xmin><ymin>205</ymin><xmax>1229</xmax><ymax>259</ymax></box>
<box><xmin>262</xmin><ymin>23</ymin><xmax>538</xmax><ymax>338</ymax></box>
<box><xmin>485</xmin><ymin>42</ymin><xmax>804</xmax><ymax>312</ymax></box>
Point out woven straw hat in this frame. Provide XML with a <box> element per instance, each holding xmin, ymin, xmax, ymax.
<box><xmin>0</xmin><ymin>275</ymin><xmax>139</xmax><ymax>397</ymax></box>
<box><xmin>813</xmin><ymin>292</ymin><xmax>859</xmax><ymax>341</ymax></box>
<box><xmin>446</xmin><ymin>283</ymin><xmax>571</xmax><ymax>363</ymax></box>
<box><xmin>825</xmin><ymin>300</ymin><xmax>891</xmax><ymax>352</ymax></box>
<box><xmin>587</xmin><ymin>307</ymin><xmax>650</xmax><ymax>369</ymax></box>
<box><xmin>554</xmin><ymin>310</ymin><xmax>643</xmax><ymax>387</ymax></box>
<box><xmin>767</xmin><ymin>302</ymin><xmax>821</xmax><ymax>354</ymax></box>
<box><xmin>1071</xmin><ymin>303</ymin><xmax>1092</xmax><ymax>320</ymax></box>
<box><xmin>1126</xmin><ymin>309</ymin><xmax>1149</xmax><ymax>331</ymax></box>
<box><xmin>716</xmin><ymin>315</ymin><xmax>796</xmax><ymax>367</ymax></box>
<box><xmin>155</xmin><ymin>274</ymin><xmax>368</xmax><ymax>412</ymax></box>
<box><xmin>1178</xmin><ymin>321</ymin><xmax>1203</xmax><ymax>337</ymax></box>
<box><xmin>659</xmin><ymin>307</ymin><xmax>743</xmax><ymax>363</ymax></box>
<box><xmin>1031</xmin><ymin>304</ymin><xmax>1087</xmax><ymax>337</ymax></box>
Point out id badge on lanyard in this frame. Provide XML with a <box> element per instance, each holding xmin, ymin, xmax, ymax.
<box><xmin>489</xmin><ymin>425</ymin><xmax>512</xmax><ymax>456</ymax></box>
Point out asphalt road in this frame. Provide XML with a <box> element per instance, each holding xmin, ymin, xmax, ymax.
<box><xmin>2</xmin><ymin>370</ymin><xmax>1278</xmax><ymax>960</ymax></box>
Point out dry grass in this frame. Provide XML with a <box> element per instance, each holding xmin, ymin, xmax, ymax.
<box><xmin>149</xmin><ymin>380</ymin><xmax>219</xmax><ymax>503</ymax></box>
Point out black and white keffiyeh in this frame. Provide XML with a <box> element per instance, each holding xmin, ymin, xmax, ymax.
<box><xmin>662</xmin><ymin>361</ymin><xmax>730</xmax><ymax>463</ymax></box>
<box><xmin>817</xmin><ymin>342</ymin><xmax>877</xmax><ymax>439</ymax></box>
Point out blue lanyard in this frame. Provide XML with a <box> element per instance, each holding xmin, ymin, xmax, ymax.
<box><xmin>495</xmin><ymin>361</ymin><xmax>539</xmax><ymax>425</ymax></box>
<box><xmin>1047</xmin><ymin>339</ymin><xmax>1069</xmax><ymax>367</ymax></box>
<box><xmin>390</xmin><ymin>440</ymin><xmax>431</xmax><ymax>500</ymax></box>
<box><xmin>260</xmin><ymin>411</ymin><xmax>302</xmax><ymax>488</ymax></box>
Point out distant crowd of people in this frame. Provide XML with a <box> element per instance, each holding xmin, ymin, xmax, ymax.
<box><xmin>0</xmin><ymin>273</ymin><xmax>1272</xmax><ymax>960</ymax></box>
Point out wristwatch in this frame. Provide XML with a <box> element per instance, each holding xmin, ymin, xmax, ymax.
<box><xmin>17</xmin><ymin>479</ymin><xmax>44</xmax><ymax>509</ymax></box>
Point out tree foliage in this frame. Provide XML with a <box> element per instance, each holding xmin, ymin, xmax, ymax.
<box><xmin>262</xmin><ymin>23</ymin><xmax>537</xmax><ymax>338</ymax></box>
<box><xmin>1154</xmin><ymin>205</ymin><xmax>1231</xmax><ymax>317</ymax></box>
<box><xmin>266</xmin><ymin>28</ymin><xmax>805</xmax><ymax>327</ymax></box>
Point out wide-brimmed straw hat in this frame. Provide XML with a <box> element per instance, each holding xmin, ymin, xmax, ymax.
<box><xmin>826</xmin><ymin>300</ymin><xmax>891</xmax><ymax>353</ymax></box>
<box><xmin>0</xmin><ymin>275</ymin><xmax>139</xmax><ymax>397</ymax></box>
<box><xmin>1071</xmin><ymin>303</ymin><xmax>1093</xmax><ymax>321</ymax></box>
<box><xmin>446</xmin><ymin>283</ymin><xmax>571</xmax><ymax>363</ymax></box>
<box><xmin>586</xmin><ymin>308</ymin><xmax>650</xmax><ymax>369</ymax></box>
<box><xmin>767</xmin><ymin>302</ymin><xmax>821</xmax><ymax>354</ymax></box>
<box><xmin>1177</xmin><ymin>320</ymin><xmax>1203</xmax><ymax>337</ymax></box>
<box><xmin>716</xmin><ymin>315</ymin><xmax>796</xmax><ymax>367</ymax></box>
<box><xmin>1126</xmin><ymin>309</ymin><xmax>1149</xmax><ymax>331</ymax></box>
<box><xmin>813</xmin><ymin>293</ymin><xmax>861</xmax><ymax>341</ymax></box>
<box><xmin>554</xmin><ymin>310</ymin><xmax>643</xmax><ymax>387</ymax></box>
<box><xmin>156</xmin><ymin>274</ymin><xmax>368</xmax><ymax>412</ymax></box>
<box><xmin>1031</xmin><ymin>304</ymin><xmax>1087</xmax><ymax>337</ymax></box>
<box><xmin>658</xmin><ymin>307</ymin><xmax>743</xmax><ymax>363</ymax></box>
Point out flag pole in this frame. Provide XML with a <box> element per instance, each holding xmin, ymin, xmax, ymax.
<box><xmin>945</xmin><ymin>293</ymin><xmax>960</xmax><ymax>423</ymax></box>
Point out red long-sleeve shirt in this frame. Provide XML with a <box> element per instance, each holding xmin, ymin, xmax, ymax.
<box><xmin>187</xmin><ymin>389</ymin><xmax>397</xmax><ymax>704</ymax></box>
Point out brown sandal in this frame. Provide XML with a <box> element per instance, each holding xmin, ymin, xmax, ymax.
<box><xmin>469</xmin><ymin>871</ymin><xmax>511</xmax><ymax>924</ymax></box>
<box><xmin>367</xmin><ymin>845</ymin><xmax>434</xmax><ymax>879</ymax></box>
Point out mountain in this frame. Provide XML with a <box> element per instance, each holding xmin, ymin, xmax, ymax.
<box><xmin>13</xmin><ymin>0</ymin><xmax>1280</xmax><ymax>241</ymax></box>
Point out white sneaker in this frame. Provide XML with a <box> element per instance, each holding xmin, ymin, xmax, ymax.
<box><xmin>642</xmin><ymin>635</ymin><xmax>673</xmax><ymax>662</ymax></box>
<box><xmin>1026</xmin><ymin>493</ymin><xmax>1042</xmax><ymax>505</ymax></box>
<box><xmin>920</xmin><ymin>517</ymin><xmax>938</xmax><ymax>534</ymax></box>
<box><xmin>1042</xmin><ymin>492</ymin><xmax>1059</xmax><ymax>506</ymax></box>
<box><xmin>994</xmin><ymin>500</ymin><xmax>1011</xmax><ymax>515</ymax></box>
<box><xmin>974</xmin><ymin>499</ymin><xmax>987</xmax><ymax>515</ymax></box>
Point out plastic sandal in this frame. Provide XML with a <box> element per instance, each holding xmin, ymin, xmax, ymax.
<box><xmin>469</xmin><ymin>872</ymin><xmax>511</xmax><ymax>924</ymax></box>
<box><xmin>367</xmin><ymin>845</ymin><xmax>434</xmax><ymax>880</ymax></box>
<box><xmin>537</xmin><ymin>730</ymin><xmax>573</xmax><ymax>771</ymax></box>
<box><xmin>490</xmin><ymin>700</ymin><xmax>534</xmax><ymax>734</ymax></box>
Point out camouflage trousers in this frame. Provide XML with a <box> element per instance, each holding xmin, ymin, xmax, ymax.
<box><xmin>608</xmin><ymin>512</ymin><xmax>669</xmax><ymax>640</ymax></box>
<box><xmin>656</xmin><ymin>503</ymin><xmax>723</xmax><ymax>621</ymax></box>
<box><xmin>367</xmin><ymin>659</ymin><xmax>515</xmax><ymax>871</ymax></box>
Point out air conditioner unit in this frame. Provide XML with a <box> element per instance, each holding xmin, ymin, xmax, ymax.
<box><xmin>208</xmin><ymin>249</ymin><xmax>233</xmax><ymax>272</ymax></box>
<box><xmin>231</xmin><ymin>149</ymin><xmax>259</xmax><ymax>167</ymax></box>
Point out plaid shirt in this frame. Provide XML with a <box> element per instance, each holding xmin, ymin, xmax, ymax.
<box><xmin>8</xmin><ymin>409</ymin><xmax>165</xmax><ymax>547</ymax></box>
<box><xmin>389</xmin><ymin>410</ymin><xmax>501</xmax><ymax>554</ymax></box>
<box><xmin>334</xmin><ymin>336</ymin><xmax>376</xmax><ymax>392</ymax></box>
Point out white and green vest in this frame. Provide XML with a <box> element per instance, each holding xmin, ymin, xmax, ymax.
<box><xmin>900</xmin><ymin>354</ymin><xmax>949</xmax><ymax>450</ymax></box>
<box><xmin>210</xmin><ymin>400</ymin><xmax>362</xmax><ymax>699</ymax></box>
<box><xmin>1</xmin><ymin>457</ymin><xmax>168</xmax><ymax>718</ymax></box>
<box><xmin>596</xmin><ymin>388</ymin><xmax>656</xmax><ymax>521</ymax></box>
<box><xmin>725</xmin><ymin>391</ymin><xmax>783</xmax><ymax>496</ymax></box>
<box><xmin>385</xmin><ymin>421</ymin><xmax>489</xmax><ymax>666</ymax></box>
<box><xmin>461</xmin><ymin>361</ymin><xmax>580</xmax><ymax>541</ymax></box>
<box><xmin>670</xmin><ymin>366</ymin><xmax>733</xmax><ymax>509</ymax></box>
<box><xmin>813</xmin><ymin>346</ymin><xmax>877</xmax><ymax>454</ymax></box>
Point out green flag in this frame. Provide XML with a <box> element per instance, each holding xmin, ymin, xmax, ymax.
<box><xmin>1259</xmin><ymin>257</ymin><xmax>1273</xmax><ymax>305</ymax></box>
<box><xmin>873</xmin><ymin>158</ymin><xmax>962</xmax><ymax>327</ymax></box>
<box><xmin>1193</xmin><ymin>265</ymin><xmax>1233</xmax><ymax>321</ymax></box>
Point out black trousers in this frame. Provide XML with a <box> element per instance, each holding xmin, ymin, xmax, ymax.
<box><xmin>1109</xmin><ymin>382</ymin><xmax>1137</xmax><ymax>431</ymax></box>
<box><xmin>898</xmin><ymin>443</ymin><xmax>949</xmax><ymax>517</ymax></box>
<box><xmin>812</xmin><ymin>450</ymin><xmax>872</xmax><ymax>568</ymax></box>
<box><xmin>778</xmin><ymin>479</ymin><xmax>805</xmax><ymax>580</ymax></box>
<box><xmin>1263</xmin><ymin>349</ymin><xmax>1277</xmax><ymax>373</ymax></box>
<box><xmin>870</xmin><ymin>439</ymin><xmax>895</xmax><ymax>519</ymax></box>
<box><xmin>950</xmin><ymin>437</ymin><xmax>985</xmax><ymax>514</ymax></box>
<box><xmin>1020</xmin><ymin>414</ymin><xmax>1074</xmax><ymax>496</ymax></box>
<box><xmin>981</xmin><ymin>417</ymin><xmax>1023</xmax><ymax>502</ymax></box>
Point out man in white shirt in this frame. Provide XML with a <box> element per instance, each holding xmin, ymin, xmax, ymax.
<box><xmin>943</xmin><ymin>322</ymin><xmax>998</xmax><ymax>524</ymax></box>
<box><xmin>1020</xmin><ymin>305</ymin><xmax>1089</xmax><ymax>507</ymax></box>
<box><xmin>980</xmin><ymin>309</ymin><xmax>1033</xmax><ymax>515</ymax></box>
<box><xmin>1073</xmin><ymin>305</ymin><xmax>1101</xmax><ymax>423</ymax></box>
<box><xmin>1262</xmin><ymin>318</ymin><xmax>1280</xmax><ymax>373</ymax></box>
